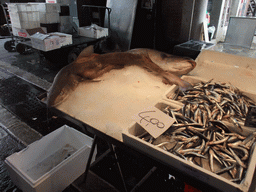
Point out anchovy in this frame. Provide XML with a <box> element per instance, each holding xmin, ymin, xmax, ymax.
<box><xmin>178</xmin><ymin>147</ymin><xmax>200</xmax><ymax>152</ymax></box>
<box><xmin>184</xmin><ymin>152</ymin><xmax>207</xmax><ymax>159</ymax></box>
<box><xmin>155</xmin><ymin>141</ymin><xmax>175</xmax><ymax>148</ymax></box>
<box><xmin>209</xmin><ymin>149</ymin><xmax>215</xmax><ymax>172</ymax></box>
<box><xmin>215</xmin><ymin>163</ymin><xmax>236</xmax><ymax>175</ymax></box>
<box><xmin>228</xmin><ymin>144</ymin><xmax>249</xmax><ymax>161</ymax></box>
<box><xmin>208</xmin><ymin>136</ymin><xmax>229</xmax><ymax>145</ymax></box>
<box><xmin>222</xmin><ymin>161</ymin><xmax>236</xmax><ymax>179</ymax></box>
<box><xmin>229</xmin><ymin>148</ymin><xmax>246</xmax><ymax>168</ymax></box>
<box><xmin>230</xmin><ymin>166</ymin><xmax>243</xmax><ymax>182</ymax></box>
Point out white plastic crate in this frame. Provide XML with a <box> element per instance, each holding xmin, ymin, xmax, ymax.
<box><xmin>5</xmin><ymin>125</ymin><xmax>94</xmax><ymax>192</ymax></box>
<box><xmin>37</xmin><ymin>3</ymin><xmax>61</xmax><ymax>12</ymax></box>
<box><xmin>39</xmin><ymin>12</ymin><xmax>60</xmax><ymax>24</ymax></box>
<box><xmin>8</xmin><ymin>3</ymin><xmax>39</xmax><ymax>12</ymax></box>
<box><xmin>9</xmin><ymin>11</ymin><xmax>40</xmax><ymax>29</ymax></box>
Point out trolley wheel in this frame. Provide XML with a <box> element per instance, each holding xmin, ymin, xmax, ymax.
<box><xmin>4</xmin><ymin>40</ymin><xmax>15</xmax><ymax>52</ymax></box>
<box><xmin>16</xmin><ymin>43</ymin><xmax>26</xmax><ymax>54</ymax></box>
<box><xmin>67</xmin><ymin>48</ymin><xmax>81</xmax><ymax>64</ymax></box>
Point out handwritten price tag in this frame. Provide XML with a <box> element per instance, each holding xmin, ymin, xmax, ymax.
<box><xmin>133</xmin><ymin>106</ymin><xmax>175</xmax><ymax>138</ymax></box>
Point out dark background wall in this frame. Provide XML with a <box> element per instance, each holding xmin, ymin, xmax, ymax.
<box><xmin>1</xmin><ymin>0</ymin><xmax>210</xmax><ymax>52</ymax></box>
<box><xmin>77</xmin><ymin>0</ymin><xmax>106</xmax><ymax>27</ymax></box>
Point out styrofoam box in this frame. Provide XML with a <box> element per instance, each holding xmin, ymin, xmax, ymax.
<box><xmin>46</xmin><ymin>0</ymin><xmax>71</xmax><ymax>5</ymax></box>
<box><xmin>9</xmin><ymin>11</ymin><xmax>40</xmax><ymax>29</ymax></box>
<box><xmin>8</xmin><ymin>3</ymin><xmax>39</xmax><ymax>12</ymax></box>
<box><xmin>49</xmin><ymin>32</ymin><xmax>72</xmax><ymax>46</ymax></box>
<box><xmin>5</xmin><ymin>125</ymin><xmax>94</xmax><ymax>192</ymax></box>
<box><xmin>30</xmin><ymin>33</ymin><xmax>61</xmax><ymax>51</ymax></box>
<box><xmin>39</xmin><ymin>12</ymin><xmax>60</xmax><ymax>24</ymax></box>
<box><xmin>37</xmin><ymin>3</ymin><xmax>61</xmax><ymax>12</ymax></box>
<box><xmin>122</xmin><ymin>101</ymin><xmax>256</xmax><ymax>192</ymax></box>
<box><xmin>78</xmin><ymin>26</ymin><xmax>108</xmax><ymax>39</ymax></box>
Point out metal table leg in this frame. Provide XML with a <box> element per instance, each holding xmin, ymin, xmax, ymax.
<box><xmin>83</xmin><ymin>134</ymin><xmax>98</xmax><ymax>185</ymax></box>
<box><xmin>74</xmin><ymin>135</ymin><xmax>127</xmax><ymax>192</ymax></box>
<box><xmin>108</xmin><ymin>143</ymin><xmax>128</xmax><ymax>192</ymax></box>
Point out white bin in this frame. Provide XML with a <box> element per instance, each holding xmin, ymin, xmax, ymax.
<box><xmin>8</xmin><ymin>3</ymin><xmax>39</xmax><ymax>12</ymax></box>
<box><xmin>5</xmin><ymin>125</ymin><xmax>94</xmax><ymax>192</ymax></box>
<box><xmin>78</xmin><ymin>24</ymin><xmax>108</xmax><ymax>39</ymax></box>
<box><xmin>9</xmin><ymin>11</ymin><xmax>40</xmax><ymax>29</ymax></box>
<box><xmin>37</xmin><ymin>3</ymin><xmax>61</xmax><ymax>12</ymax></box>
<box><xmin>39</xmin><ymin>12</ymin><xmax>60</xmax><ymax>24</ymax></box>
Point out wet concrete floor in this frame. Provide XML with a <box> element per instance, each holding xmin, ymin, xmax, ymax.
<box><xmin>0</xmin><ymin>37</ymin><xmax>120</xmax><ymax>192</ymax></box>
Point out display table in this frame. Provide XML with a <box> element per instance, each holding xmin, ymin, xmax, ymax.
<box><xmin>49</xmin><ymin>50</ymin><xmax>256</xmax><ymax>192</ymax></box>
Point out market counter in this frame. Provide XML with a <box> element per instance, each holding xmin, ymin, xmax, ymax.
<box><xmin>53</xmin><ymin>50</ymin><xmax>256</xmax><ymax>192</ymax></box>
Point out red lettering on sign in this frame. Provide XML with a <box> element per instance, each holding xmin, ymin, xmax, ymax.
<box><xmin>18</xmin><ymin>32</ymin><xmax>27</xmax><ymax>38</ymax></box>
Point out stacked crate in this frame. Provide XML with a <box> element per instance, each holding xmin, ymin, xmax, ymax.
<box><xmin>38</xmin><ymin>3</ymin><xmax>60</xmax><ymax>33</ymax></box>
<box><xmin>38</xmin><ymin>3</ymin><xmax>60</xmax><ymax>24</ymax></box>
<box><xmin>8</xmin><ymin>3</ymin><xmax>40</xmax><ymax>29</ymax></box>
<box><xmin>46</xmin><ymin>0</ymin><xmax>73</xmax><ymax>34</ymax></box>
<box><xmin>59</xmin><ymin>5</ymin><xmax>73</xmax><ymax>34</ymax></box>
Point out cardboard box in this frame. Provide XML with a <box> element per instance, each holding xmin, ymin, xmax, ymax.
<box><xmin>30</xmin><ymin>33</ymin><xmax>61</xmax><ymax>51</ymax></box>
<box><xmin>78</xmin><ymin>24</ymin><xmax>108</xmax><ymax>39</ymax></box>
<box><xmin>9</xmin><ymin>11</ymin><xmax>40</xmax><ymax>29</ymax></box>
<box><xmin>49</xmin><ymin>32</ymin><xmax>72</xmax><ymax>46</ymax></box>
<box><xmin>191</xmin><ymin>50</ymin><xmax>256</xmax><ymax>95</ymax></box>
<box><xmin>39</xmin><ymin>12</ymin><xmax>60</xmax><ymax>23</ymax></box>
<box><xmin>5</xmin><ymin>125</ymin><xmax>94</xmax><ymax>192</ymax></box>
<box><xmin>12</xmin><ymin>27</ymin><xmax>46</xmax><ymax>38</ymax></box>
<box><xmin>123</xmin><ymin>101</ymin><xmax>256</xmax><ymax>192</ymax></box>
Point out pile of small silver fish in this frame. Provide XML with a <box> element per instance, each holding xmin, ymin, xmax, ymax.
<box><xmin>138</xmin><ymin>79</ymin><xmax>256</xmax><ymax>183</ymax></box>
<box><xmin>172</xmin><ymin>79</ymin><xmax>255</xmax><ymax>129</ymax></box>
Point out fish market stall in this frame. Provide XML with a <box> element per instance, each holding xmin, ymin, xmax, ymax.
<box><xmin>45</xmin><ymin>49</ymin><xmax>256</xmax><ymax>192</ymax></box>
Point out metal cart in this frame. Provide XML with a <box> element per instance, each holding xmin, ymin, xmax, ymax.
<box><xmin>38</xmin><ymin>5</ymin><xmax>112</xmax><ymax>64</ymax></box>
<box><xmin>2</xmin><ymin>4</ymin><xmax>111</xmax><ymax>64</ymax></box>
<box><xmin>1</xmin><ymin>3</ymin><xmax>34</xmax><ymax>53</ymax></box>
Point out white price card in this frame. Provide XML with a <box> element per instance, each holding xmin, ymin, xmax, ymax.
<box><xmin>133</xmin><ymin>106</ymin><xmax>175</xmax><ymax>138</ymax></box>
